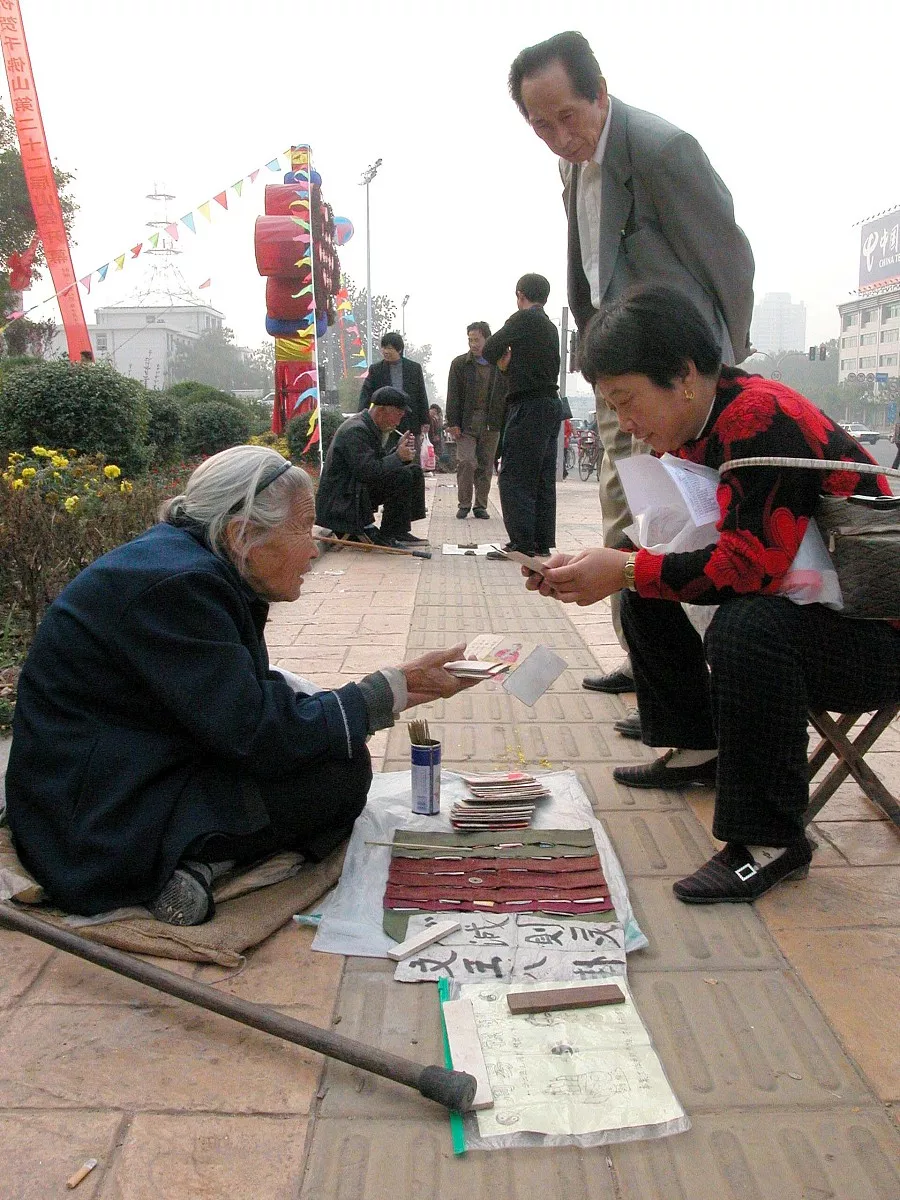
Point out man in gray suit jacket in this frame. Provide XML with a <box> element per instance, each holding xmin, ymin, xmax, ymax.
<box><xmin>509</xmin><ymin>31</ymin><xmax>755</xmax><ymax>701</ymax></box>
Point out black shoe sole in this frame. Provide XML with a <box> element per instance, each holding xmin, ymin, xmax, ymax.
<box><xmin>675</xmin><ymin>864</ymin><xmax>810</xmax><ymax>904</ymax></box>
<box><xmin>613</xmin><ymin>760</ymin><xmax>717</xmax><ymax>790</ymax></box>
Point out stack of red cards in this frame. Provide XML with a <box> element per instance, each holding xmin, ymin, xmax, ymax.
<box><xmin>450</xmin><ymin>771</ymin><xmax>550</xmax><ymax>831</ymax></box>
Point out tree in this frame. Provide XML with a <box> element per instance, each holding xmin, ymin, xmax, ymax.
<box><xmin>341</xmin><ymin>274</ymin><xmax>397</xmax><ymax>356</ymax></box>
<box><xmin>168</xmin><ymin>327</ymin><xmax>271</xmax><ymax>391</ymax></box>
<box><xmin>0</xmin><ymin>102</ymin><xmax>78</xmax><ymax>320</ymax></box>
<box><xmin>2</xmin><ymin>315</ymin><xmax>56</xmax><ymax>358</ymax></box>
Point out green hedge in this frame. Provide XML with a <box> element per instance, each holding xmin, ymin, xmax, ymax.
<box><xmin>181</xmin><ymin>401</ymin><xmax>251</xmax><ymax>457</ymax></box>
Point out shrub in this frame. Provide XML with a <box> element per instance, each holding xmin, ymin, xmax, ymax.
<box><xmin>166</xmin><ymin>381</ymin><xmax>243</xmax><ymax>409</ymax></box>
<box><xmin>0</xmin><ymin>360</ymin><xmax>149</xmax><ymax>475</ymax></box>
<box><xmin>181</xmin><ymin>401</ymin><xmax>251</xmax><ymax>457</ymax></box>
<box><xmin>247</xmin><ymin>431</ymin><xmax>291</xmax><ymax>459</ymax></box>
<box><xmin>286</xmin><ymin>407</ymin><xmax>343</xmax><ymax>463</ymax></box>
<box><xmin>146</xmin><ymin>391</ymin><xmax>183</xmax><ymax>466</ymax></box>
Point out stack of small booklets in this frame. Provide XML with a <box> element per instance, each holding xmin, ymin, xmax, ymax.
<box><xmin>450</xmin><ymin>771</ymin><xmax>551</xmax><ymax>831</ymax></box>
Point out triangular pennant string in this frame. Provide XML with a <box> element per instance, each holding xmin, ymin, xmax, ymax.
<box><xmin>213</xmin><ymin>191</ymin><xmax>228</xmax><ymax>210</ymax></box>
<box><xmin>131</xmin><ymin>244</ymin><xmax>142</xmax><ymax>258</ymax></box>
<box><xmin>232</xmin><ymin>179</ymin><xmax>243</xmax><ymax>196</ymax></box>
<box><xmin>249</xmin><ymin>169</ymin><xmax>259</xmax><ymax>183</ymax></box>
<box><xmin>79</xmin><ymin>275</ymin><xmax>92</xmax><ymax>293</ymax></box>
<box><xmin>114</xmin><ymin>254</ymin><xmax>126</xmax><ymax>270</ymax></box>
<box><xmin>181</xmin><ymin>213</ymin><xmax>196</xmax><ymax>233</ymax></box>
<box><xmin>198</xmin><ymin>201</ymin><xmax>212</xmax><ymax>222</ymax></box>
<box><xmin>96</xmin><ymin>264</ymin><xmax>109</xmax><ymax>283</ymax></box>
<box><xmin>265</xmin><ymin>159</ymin><xmax>280</xmax><ymax>172</ymax></box>
<box><xmin>148</xmin><ymin>232</ymin><xmax>160</xmax><ymax>249</ymax></box>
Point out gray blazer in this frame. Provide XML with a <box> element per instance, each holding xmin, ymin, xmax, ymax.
<box><xmin>563</xmin><ymin>97</ymin><xmax>755</xmax><ymax>363</ymax></box>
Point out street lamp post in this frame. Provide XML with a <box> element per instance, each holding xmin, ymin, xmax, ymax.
<box><xmin>359</xmin><ymin>158</ymin><xmax>382</xmax><ymax>368</ymax></box>
<box><xmin>401</xmin><ymin>294</ymin><xmax>409</xmax><ymax>337</ymax></box>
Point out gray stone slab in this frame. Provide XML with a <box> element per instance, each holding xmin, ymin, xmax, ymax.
<box><xmin>631</xmin><ymin>968</ymin><xmax>873</xmax><ymax>1111</ymax></box>
<box><xmin>577</xmin><ymin>763</ymin><xmax>691</xmax><ymax>813</ymax></box>
<box><xmin>301</xmin><ymin>1117</ymin><xmax>617</xmax><ymax>1199</ymax></box>
<box><xmin>509</xmin><ymin>721</ymin><xmax>618</xmax><ymax>763</ymax></box>
<box><xmin>613</xmin><ymin>1106</ymin><xmax>900</xmax><ymax>1200</ymax></box>
<box><xmin>513</xmin><ymin>690</ymin><xmax>624</xmax><ymax>724</ymax></box>
<box><xmin>626</xmin><ymin>876</ymin><xmax>783</xmax><ymax>972</ymax></box>
<box><xmin>384</xmin><ymin>722</ymin><xmax>516</xmax><ymax>765</ymax></box>
<box><xmin>600</xmin><ymin>810</ymin><xmax>717</xmax><ymax>876</ymax></box>
<box><xmin>423</xmin><ymin>692</ymin><xmax>515</xmax><ymax>724</ymax></box>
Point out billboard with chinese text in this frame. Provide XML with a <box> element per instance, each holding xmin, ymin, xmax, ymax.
<box><xmin>859</xmin><ymin>210</ymin><xmax>900</xmax><ymax>290</ymax></box>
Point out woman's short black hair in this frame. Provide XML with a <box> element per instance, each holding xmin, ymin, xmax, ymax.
<box><xmin>516</xmin><ymin>273</ymin><xmax>551</xmax><ymax>304</ymax></box>
<box><xmin>580</xmin><ymin>286</ymin><xmax>722</xmax><ymax>388</ymax></box>
<box><xmin>509</xmin><ymin>31</ymin><xmax>604</xmax><ymax>119</ymax></box>
<box><xmin>381</xmin><ymin>332</ymin><xmax>404</xmax><ymax>353</ymax></box>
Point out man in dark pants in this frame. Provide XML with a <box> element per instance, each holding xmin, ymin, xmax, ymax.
<box><xmin>316</xmin><ymin>387</ymin><xmax>428</xmax><ymax>547</ymax></box>
<box><xmin>358</xmin><ymin>332</ymin><xmax>430</xmax><ymax>441</ymax></box>
<box><xmin>446</xmin><ymin>321</ymin><xmax>508</xmax><ymax>519</ymax></box>
<box><xmin>483</xmin><ymin>274</ymin><xmax>561</xmax><ymax>555</ymax></box>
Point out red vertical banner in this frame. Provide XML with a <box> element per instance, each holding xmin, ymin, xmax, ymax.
<box><xmin>0</xmin><ymin>0</ymin><xmax>92</xmax><ymax>360</ymax></box>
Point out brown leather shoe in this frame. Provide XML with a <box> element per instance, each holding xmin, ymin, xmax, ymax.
<box><xmin>673</xmin><ymin>839</ymin><xmax>813</xmax><ymax>904</ymax></box>
<box><xmin>613</xmin><ymin>750</ymin><xmax>717</xmax><ymax>790</ymax></box>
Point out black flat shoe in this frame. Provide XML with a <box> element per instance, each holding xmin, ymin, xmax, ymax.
<box><xmin>394</xmin><ymin>532</ymin><xmax>429</xmax><ymax>546</ymax></box>
<box><xmin>472</xmin><ymin>507</ymin><xmax>490</xmax><ymax>519</ymax></box>
<box><xmin>613</xmin><ymin>709</ymin><xmax>642</xmax><ymax>739</ymax></box>
<box><xmin>456</xmin><ymin>507</ymin><xmax>470</xmax><ymax>519</ymax></box>
<box><xmin>673</xmin><ymin>839</ymin><xmax>813</xmax><ymax>904</ymax></box>
<box><xmin>583</xmin><ymin>669</ymin><xmax>634</xmax><ymax>694</ymax></box>
<box><xmin>613</xmin><ymin>750</ymin><xmax>717</xmax><ymax>790</ymax></box>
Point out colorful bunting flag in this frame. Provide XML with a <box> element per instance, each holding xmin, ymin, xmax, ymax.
<box><xmin>148</xmin><ymin>232</ymin><xmax>160</xmax><ymax>249</ymax></box>
<box><xmin>165</xmin><ymin>223</ymin><xmax>179</xmax><ymax>241</ymax></box>
<box><xmin>131</xmin><ymin>244</ymin><xmax>142</xmax><ymax>258</ymax></box>
<box><xmin>181</xmin><ymin>213</ymin><xmax>196</xmax><ymax>233</ymax></box>
<box><xmin>79</xmin><ymin>275</ymin><xmax>92</xmax><ymax>293</ymax></box>
<box><xmin>115</xmin><ymin>254</ymin><xmax>126</xmax><ymax>270</ymax></box>
<box><xmin>198</xmin><ymin>201</ymin><xmax>212</xmax><ymax>222</ymax></box>
<box><xmin>249</xmin><ymin>169</ymin><xmax>259</xmax><ymax>183</ymax></box>
<box><xmin>213</xmin><ymin>191</ymin><xmax>228</xmax><ymax>210</ymax></box>
<box><xmin>199</xmin><ymin>279</ymin><xmax>211</xmax><ymax>289</ymax></box>
<box><xmin>97</xmin><ymin>264</ymin><xmax>109</xmax><ymax>282</ymax></box>
<box><xmin>232</xmin><ymin>179</ymin><xmax>244</xmax><ymax>196</ymax></box>
<box><xmin>265</xmin><ymin>159</ymin><xmax>280</xmax><ymax>172</ymax></box>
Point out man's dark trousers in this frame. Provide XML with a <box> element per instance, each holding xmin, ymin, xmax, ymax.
<box><xmin>498</xmin><ymin>394</ymin><xmax>562</xmax><ymax>552</ymax></box>
<box><xmin>370</xmin><ymin>464</ymin><xmax>426</xmax><ymax>538</ymax></box>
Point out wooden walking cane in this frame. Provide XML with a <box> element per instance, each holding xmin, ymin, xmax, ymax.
<box><xmin>0</xmin><ymin>903</ymin><xmax>476</xmax><ymax>1112</ymax></box>
<box><xmin>316</xmin><ymin>533</ymin><xmax>432</xmax><ymax>560</ymax></box>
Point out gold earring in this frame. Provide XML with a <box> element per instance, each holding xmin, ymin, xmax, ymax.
<box><xmin>684</xmin><ymin>388</ymin><xmax>695</xmax><ymax>401</ymax></box>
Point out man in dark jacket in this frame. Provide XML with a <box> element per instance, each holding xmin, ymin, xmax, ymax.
<box><xmin>446</xmin><ymin>321</ymin><xmax>508</xmax><ymax>519</ymax></box>
<box><xmin>483</xmin><ymin>273</ymin><xmax>561</xmax><ymax>555</ymax></box>
<box><xmin>358</xmin><ymin>332</ymin><xmax>430</xmax><ymax>438</ymax></box>
<box><xmin>317</xmin><ymin>386</ymin><xmax>427</xmax><ymax>546</ymax></box>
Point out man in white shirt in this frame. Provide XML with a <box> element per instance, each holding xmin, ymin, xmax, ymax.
<box><xmin>508</xmin><ymin>30</ymin><xmax>754</xmax><ymax>699</ymax></box>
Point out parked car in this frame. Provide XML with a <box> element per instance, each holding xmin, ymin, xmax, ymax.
<box><xmin>838</xmin><ymin>421</ymin><xmax>882</xmax><ymax>445</ymax></box>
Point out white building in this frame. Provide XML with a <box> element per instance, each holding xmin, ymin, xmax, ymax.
<box><xmin>836</xmin><ymin>288</ymin><xmax>900</xmax><ymax>384</ymax></box>
<box><xmin>49</xmin><ymin>302</ymin><xmax>226</xmax><ymax>391</ymax></box>
<box><xmin>750</xmin><ymin>292</ymin><xmax>807</xmax><ymax>355</ymax></box>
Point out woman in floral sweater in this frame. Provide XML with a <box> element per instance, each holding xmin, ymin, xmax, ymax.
<box><xmin>529</xmin><ymin>286</ymin><xmax>899</xmax><ymax>904</ymax></box>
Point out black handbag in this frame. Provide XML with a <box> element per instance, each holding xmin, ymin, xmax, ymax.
<box><xmin>719</xmin><ymin>456</ymin><xmax>900</xmax><ymax>620</ymax></box>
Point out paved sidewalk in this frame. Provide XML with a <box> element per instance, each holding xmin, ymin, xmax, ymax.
<box><xmin>0</xmin><ymin>474</ymin><xmax>897</xmax><ymax>1198</ymax></box>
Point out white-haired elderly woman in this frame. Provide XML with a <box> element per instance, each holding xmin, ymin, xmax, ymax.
<box><xmin>6</xmin><ymin>445</ymin><xmax>477</xmax><ymax>925</ymax></box>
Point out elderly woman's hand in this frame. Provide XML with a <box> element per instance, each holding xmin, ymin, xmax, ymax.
<box><xmin>527</xmin><ymin>548</ymin><xmax>631</xmax><ymax>606</ymax></box>
<box><xmin>400</xmin><ymin>643</ymin><xmax>481</xmax><ymax>708</ymax></box>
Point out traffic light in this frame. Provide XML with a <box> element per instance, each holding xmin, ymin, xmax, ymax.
<box><xmin>819</xmin><ymin>344</ymin><xmax>827</xmax><ymax>361</ymax></box>
<box><xmin>568</xmin><ymin>331</ymin><xmax>579</xmax><ymax>374</ymax></box>
<box><xmin>808</xmin><ymin>345</ymin><xmax>816</xmax><ymax>361</ymax></box>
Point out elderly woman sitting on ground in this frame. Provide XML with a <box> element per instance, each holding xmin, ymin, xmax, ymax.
<box><xmin>6</xmin><ymin>446</ymin><xmax>477</xmax><ymax>925</ymax></box>
<box><xmin>527</xmin><ymin>286</ymin><xmax>899</xmax><ymax>905</ymax></box>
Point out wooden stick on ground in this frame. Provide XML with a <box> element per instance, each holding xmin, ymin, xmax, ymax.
<box><xmin>315</xmin><ymin>533</ymin><xmax>432</xmax><ymax>560</ymax></box>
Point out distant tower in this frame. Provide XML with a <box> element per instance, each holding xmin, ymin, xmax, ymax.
<box><xmin>116</xmin><ymin>185</ymin><xmax>206</xmax><ymax>308</ymax></box>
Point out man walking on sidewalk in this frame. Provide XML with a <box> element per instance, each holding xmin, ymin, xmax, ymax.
<box><xmin>483</xmin><ymin>274</ymin><xmax>562</xmax><ymax>555</ymax></box>
<box><xmin>446</xmin><ymin>321</ymin><xmax>508</xmax><ymax>519</ymax></box>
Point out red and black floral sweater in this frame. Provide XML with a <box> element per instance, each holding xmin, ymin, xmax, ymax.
<box><xmin>634</xmin><ymin>368</ymin><xmax>892</xmax><ymax>604</ymax></box>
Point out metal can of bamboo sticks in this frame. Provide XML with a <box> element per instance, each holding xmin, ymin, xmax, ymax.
<box><xmin>411</xmin><ymin>740</ymin><xmax>441</xmax><ymax>814</ymax></box>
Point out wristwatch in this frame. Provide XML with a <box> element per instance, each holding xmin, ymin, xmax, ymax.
<box><xmin>622</xmin><ymin>552</ymin><xmax>638</xmax><ymax>591</ymax></box>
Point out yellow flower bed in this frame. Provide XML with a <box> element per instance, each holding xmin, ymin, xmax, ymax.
<box><xmin>2</xmin><ymin>446</ymin><xmax>131</xmax><ymax>511</ymax></box>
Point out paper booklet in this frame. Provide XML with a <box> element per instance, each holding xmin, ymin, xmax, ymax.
<box><xmin>616</xmin><ymin>453</ymin><xmax>722</xmax><ymax>555</ymax></box>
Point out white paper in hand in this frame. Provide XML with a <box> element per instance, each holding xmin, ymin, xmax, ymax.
<box><xmin>503</xmin><ymin>645</ymin><xmax>567</xmax><ymax>706</ymax></box>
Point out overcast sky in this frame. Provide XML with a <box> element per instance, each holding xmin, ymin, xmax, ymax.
<box><xmin>6</xmin><ymin>0</ymin><xmax>900</xmax><ymax>399</ymax></box>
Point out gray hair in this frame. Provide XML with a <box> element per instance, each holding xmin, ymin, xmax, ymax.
<box><xmin>161</xmin><ymin>445</ymin><xmax>313</xmax><ymax>571</ymax></box>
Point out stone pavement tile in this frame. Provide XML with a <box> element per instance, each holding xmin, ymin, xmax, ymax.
<box><xmin>0</xmin><ymin>930</ymin><xmax>54</xmax><ymax>1007</ymax></box>
<box><xmin>815</xmin><ymin>820</ymin><xmax>900</xmax><ymax>865</ymax></box>
<box><xmin>0</xmin><ymin>1003</ymin><xmax>321</xmax><ymax>1112</ymax></box>
<box><xmin>514</xmin><ymin>690</ymin><xmax>625</xmax><ymax>724</ymax></box>
<box><xmin>360</xmin><ymin>612</ymin><xmax>416</xmax><ymax>635</ymax></box>
<box><xmin>600</xmin><ymin>811</ymin><xmax>716</xmax><ymax>877</ymax></box>
<box><xmin>263</xmin><ymin>623</ymin><xmax>308</xmax><ymax>647</ymax></box>
<box><xmin>0</xmin><ymin>1109</ymin><xmax>123</xmax><ymax>1200</ymax></box>
<box><xmin>626</xmin><ymin>876</ymin><xmax>782</xmax><ymax>973</ymax></box>
<box><xmin>192</xmin><ymin>923</ymin><xmax>343</xmax><ymax>1015</ymax></box>
<box><xmin>319</xmin><ymin>968</ymin><xmax>447</xmax><ymax>1120</ymax></box>
<box><xmin>757</xmin><ymin>866</ymin><xmax>900</xmax><ymax>930</ymax></box>
<box><xmin>812</xmin><ymin>777</ymin><xmax>893</xmax><ymax>821</ymax></box>
<box><xmin>385</xmin><ymin>722</ymin><xmax>517</xmax><ymax>767</ymax></box>
<box><xmin>27</xmin><ymin>952</ymin><xmax>196</xmax><ymax>1006</ymax></box>
<box><xmin>419</xmin><ymin>692</ymin><xmax>515</xmax><ymax>724</ymax></box>
<box><xmin>409</xmin><ymin>614</ymin><xmax>491</xmax><ymax>639</ymax></box>
<box><xmin>267</xmin><ymin>597</ymin><xmax>324</xmax><ymax>620</ymax></box>
<box><xmin>685</xmin><ymin>793</ymin><xmax>851</xmax><ymax>868</ymax></box>
<box><xmin>270</xmin><ymin>653</ymin><xmax>347</xmax><ymax>674</ymax></box>
<box><xmin>301</xmin><ymin>1117</ymin><xmax>617</xmax><ymax>1200</ymax></box>
<box><xmin>511</xmin><ymin>722</ymin><xmax>621</xmax><ymax>764</ymax></box>
<box><xmin>630</xmin><ymin>968</ymin><xmax>873</xmax><ymax>1110</ymax></box>
<box><xmin>97</xmin><ymin>1114</ymin><xmax>310</xmax><ymax>1200</ymax></box>
<box><xmin>321</xmin><ymin>593</ymin><xmax>378</xmax><ymax>613</ymax></box>
<box><xmin>611</xmin><ymin>1107</ymin><xmax>900</xmax><ymax>1200</ymax></box>
<box><xmin>579</xmin><ymin>764</ymin><xmax>689</xmax><ymax>814</ymax></box>
<box><xmin>769</xmin><ymin>927</ymin><xmax>900</xmax><ymax>1101</ymax></box>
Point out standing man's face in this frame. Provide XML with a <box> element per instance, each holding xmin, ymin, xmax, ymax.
<box><xmin>381</xmin><ymin>345</ymin><xmax>402</xmax><ymax>364</ymax></box>
<box><xmin>467</xmin><ymin>329</ymin><xmax>486</xmax><ymax>357</ymax></box>
<box><xmin>520</xmin><ymin>60</ymin><xmax>608</xmax><ymax>163</ymax></box>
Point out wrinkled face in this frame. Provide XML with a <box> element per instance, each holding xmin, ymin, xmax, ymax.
<box><xmin>381</xmin><ymin>345</ymin><xmax>402</xmax><ymax>364</ymax></box>
<box><xmin>239</xmin><ymin>491</ymin><xmax>318</xmax><ymax>603</ymax></box>
<box><xmin>520</xmin><ymin>60</ymin><xmax>608</xmax><ymax>163</ymax></box>
<box><xmin>594</xmin><ymin>374</ymin><xmax>694</xmax><ymax>455</ymax></box>
<box><xmin>467</xmin><ymin>329</ymin><xmax>486</xmax><ymax>356</ymax></box>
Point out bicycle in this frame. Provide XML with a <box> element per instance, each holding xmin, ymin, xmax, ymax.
<box><xmin>577</xmin><ymin>431</ymin><xmax>600</xmax><ymax>480</ymax></box>
<box><xmin>563</xmin><ymin>443</ymin><xmax>577</xmax><ymax>473</ymax></box>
